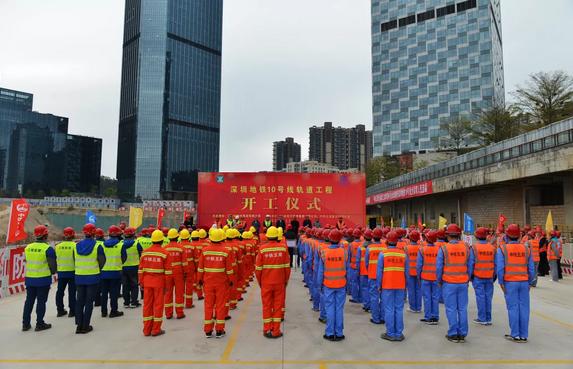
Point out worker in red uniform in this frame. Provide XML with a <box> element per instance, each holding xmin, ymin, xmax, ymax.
<box><xmin>198</xmin><ymin>228</ymin><xmax>234</xmax><ymax>338</ymax></box>
<box><xmin>194</xmin><ymin>228</ymin><xmax>208</xmax><ymax>300</ymax></box>
<box><xmin>139</xmin><ymin>230</ymin><xmax>171</xmax><ymax>336</ymax></box>
<box><xmin>242</xmin><ymin>231</ymin><xmax>256</xmax><ymax>291</ymax></box>
<box><xmin>472</xmin><ymin>227</ymin><xmax>496</xmax><ymax>326</ymax></box>
<box><xmin>255</xmin><ymin>226</ymin><xmax>291</xmax><ymax>338</ymax></box>
<box><xmin>180</xmin><ymin>229</ymin><xmax>196</xmax><ymax>308</ymax></box>
<box><xmin>164</xmin><ymin>228</ymin><xmax>187</xmax><ymax>319</ymax></box>
<box><xmin>405</xmin><ymin>230</ymin><xmax>422</xmax><ymax>313</ymax></box>
<box><xmin>225</xmin><ymin>229</ymin><xmax>240</xmax><ymax>311</ymax></box>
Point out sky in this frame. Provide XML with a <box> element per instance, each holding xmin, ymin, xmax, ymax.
<box><xmin>1</xmin><ymin>0</ymin><xmax>572</xmax><ymax>178</ymax></box>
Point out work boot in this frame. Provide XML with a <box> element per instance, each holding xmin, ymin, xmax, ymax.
<box><xmin>109</xmin><ymin>311</ymin><xmax>124</xmax><ymax>318</ymax></box>
<box><xmin>215</xmin><ymin>330</ymin><xmax>226</xmax><ymax>338</ymax></box>
<box><xmin>420</xmin><ymin>318</ymin><xmax>429</xmax><ymax>323</ymax></box>
<box><xmin>225</xmin><ymin>316</ymin><xmax>231</xmax><ymax>320</ymax></box>
<box><xmin>272</xmin><ymin>332</ymin><xmax>283</xmax><ymax>339</ymax></box>
<box><xmin>176</xmin><ymin>314</ymin><xmax>186</xmax><ymax>320</ymax></box>
<box><xmin>264</xmin><ymin>331</ymin><xmax>273</xmax><ymax>339</ymax></box>
<box><xmin>395</xmin><ymin>334</ymin><xmax>405</xmax><ymax>342</ymax></box>
<box><xmin>457</xmin><ymin>336</ymin><xmax>466</xmax><ymax>343</ymax></box>
<box><xmin>349</xmin><ymin>299</ymin><xmax>359</xmax><ymax>303</ymax></box>
<box><xmin>22</xmin><ymin>324</ymin><xmax>32</xmax><ymax>332</ymax></box>
<box><xmin>318</xmin><ymin>317</ymin><xmax>326</xmax><ymax>324</ymax></box>
<box><xmin>334</xmin><ymin>335</ymin><xmax>345</xmax><ymax>341</ymax></box>
<box><xmin>101</xmin><ymin>312</ymin><xmax>108</xmax><ymax>318</ymax></box>
<box><xmin>34</xmin><ymin>322</ymin><xmax>52</xmax><ymax>332</ymax></box>
<box><xmin>205</xmin><ymin>331</ymin><xmax>213</xmax><ymax>339</ymax></box>
<box><xmin>381</xmin><ymin>333</ymin><xmax>393</xmax><ymax>341</ymax></box>
<box><xmin>68</xmin><ymin>311</ymin><xmax>75</xmax><ymax>318</ymax></box>
<box><xmin>75</xmin><ymin>326</ymin><xmax>84</xmax><ymax>334</ymax></box>
<box><xmin>151</xmin><ymin>330</ymin><xmax>165</xmax><ymax>337</ymax></box>
<box><xmin>57</xmin><ymin>310</ymin><xmax>68</xmax><ymax>317</ymax></box>
<box><xmin>323</xmin><ymin>334</ymin><xmax>336</xmax><ymax>341</ymax></box>
<box><xmin>131</xmin><ymin>302</ymin><xmax>141</xmax><ymax>308</ymax></box>
<box><xmin>446</xmin><ymin>335</ymin><xmax>459</xmax><ymax>343</ymax></box>
<box><xmin>198</xmin><ymin>296</ymin><xmax>204</xmax><ymax>300</ymax></box>
<box><xmin>370</xmin><ymin>318</ymin><xmax>382</xmax><ymax>325</ymax></box>
<box><xmin>83</xmin><ymin>325</ymin><xmax>93</xmax><ymax>334</ymax></box>
<box><xmin>428</xmin><ymin>318</ymin><xmax>438</xmax><ymax>325</ymax></box>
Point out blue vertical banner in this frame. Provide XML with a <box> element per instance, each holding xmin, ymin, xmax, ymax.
<box><xmin>86</xmin><ymin>210</ymin><xmax>97</xmax><ymax>225</ymax></box>
<box><xmin>463</xmin><ymin>213</ymin><xmax>474</xmax><ymax>234</ymax></box>
<box><xmin>400</xmin><ymin>216</ymin><xmax>407</xmax><ymax>229</ymax></box>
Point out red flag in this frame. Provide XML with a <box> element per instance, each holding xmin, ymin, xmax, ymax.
<box><xmin>498</xmin><ymin>214</ymin><xmax>507</xmax><ymax>229</ymax></box>
<box><xmin>183</xmin><ymin>210</ymin><xmax>191</xmax><ymax>223</ymax></box>
<box><xmin>7</xmin><ymin>199</ymin><xmax>30</xmax><ymax>244</ymax></box>
<box><xmin>157</xmin><ymin>208</ymin><xmax>165</xmax><ymax>228</ymax></box>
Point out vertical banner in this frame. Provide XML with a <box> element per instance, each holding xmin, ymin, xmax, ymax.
<box><xmin>183</xmin><ymin>210</ymin><xmax>191</xmax><ymax>223</ymax></box>
<box><xmin>545</xmin><ymin>210</ymin><xmax>554</xmax><ymax>234</ymax></box>
<box><xmin>129</xmin><ymin>207</ymin><xmax>143</xmax><ymax>229</ymax></box>
<box><xmin>157</xmin><ymin>208</ymin><xmax>165</xmax><ymax>228</ymax></box>
<box><xmin>417</xmin><ymin>214</ymin><xmax>423</xmax><ymax>229</ymax></box>
<box><xmin>463</xmin><ymin>213</ymin><xmax>475</xmax><ymax>234</ymax></box>
<box><xmin>438</xmin><ymin>215</ymin><xmax>448</xmax><ymax>229</ymax></box>
<box><xmin>6</xmin><ymin>199</ymin><xmax>30</xmax><ymax>244</ymax></box>
<box><xmin>85</xmin><ymin>210</ymin><xmax>97</xmax><ymax>225</ymax></box>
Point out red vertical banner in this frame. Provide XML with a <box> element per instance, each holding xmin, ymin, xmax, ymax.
<box><xmin>157</xmin><ymin>208</ymin><xmax>165</xmax><ymax>228</ymax></box>
<box><xmin>6</xmin><ymin>199</ymin><xmax>30</xmax><ymax>244</ymax></box>
<box><xmin>417</xmin><ymin>214</ymin><xmax>423</xmax><ymax>229</ymax></box>
<box><xmin>183</xmin><ymin>210</ymin><xmax>191</xmax><ymax>223</ymax></box>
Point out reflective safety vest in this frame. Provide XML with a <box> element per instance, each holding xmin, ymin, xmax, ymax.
<box><xmin>25</xmin><ymin>242</ymin><xmax>51</xmax><ymax>278</ymax></box>
<box><xmin>528</xmin><ymin>239</ymin><xmax>540</xmax><ymax>262</ymax></box>
<box><xmin>396</xmin><ymin>240</ymin><xmax>407</xmax><ymax>250</ymax></box>
<box><xmin>123</xmin><ymin>242</ymin><xmax>140</xmax><ymax>267</ymax></box>
<box><xmin>367</xmin><ymin>244</ymin><xmax>385</xmax><ymax>280</ymax></box>
<box><xmin>323</xmin><ymin>247</ymin><xmax>346</xmax><ymax>289</ymax></box>
<box><xmin>359</xmin><ymin>244</ymin><xmax>368</xmax><ymax>276</ymax></box>
<box><xmin>102</xmin><ymin>241</ymin><xmax>123</xmax><ymax>271</ymax></box>
<box><xmin>441</xmin><ymin>242</ymin><xmax>470</xmax><ymax>284</ymax></box>
<box><xmin>74</xmin><ymin>244</ymin><xmax>100</xmax><ymax>276</ymax></box>
<box><xmin>350</xmin><ymin>241</ymin><xmax>361</xmax><ymax>269</ymax></box>
<box><xmin>420</xmin><ymin>245</ymin><xmax>438</xmax><ymax>281</ymax></box>
<box><xmin>405</xmin><ymin>243</ymin><xmax>420</xmax><ymax>276</ymax></box>
<box><xmin>548</xmin><ymin>239</ymin><xmax>561</xmax><ymax>261</ymax></box>
<box><xmin>137</xmin><ymin>237</ymin><xmax>153</xmax><ymax>251</ymax></box>
<box><xmin>473</xmin><ymin>242</ymin><xmax>495</xmax><ymax>279</ymax></box>
<box><xmin>501</xmin><ymin>243</ymin><xmax>529</xmax><ymax>282</ymax></box>
<box><xmin>55</xmin><ymin>241</ymin><xmax>76</xmax><ymax>272</ymax></box>
<box><xmin>381</xmin><ymin>248</ymin><xmax>406</xmax><ymax>289</ymax></box>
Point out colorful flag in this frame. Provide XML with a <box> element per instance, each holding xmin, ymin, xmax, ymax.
<box><xmin>400</xmin><ymin>217</ymin><xmax>407</xmax><ymax>229</ymax></box>
<box><xmin>7</xmin><ymin>199</ymin><xmax>30</xmax><ymax>244</ymax></box>
<box><xmin>157</xmin><ymin>208</ymin><xmax>165</xmax><ymax>228</ymax></box>
<box><xmin>129</xmin><ymin>207</ymin><xmax>143</xmax><ymax>229</ymax></box>
<box><xmin>545</xmin><ymin>210</ymin><xmax>554</xmax><ymax>234</ymax></box>
<box><xmin>390</xmin><ymin>218</ymin><xmax>394</xmax><ymax>228</ymax></box>
<box><xmin>85</xmin><ymin>210</ymin><xmax>97</xmax><ymax>225</ymax></box>
<box><xmin>463</xmin><ymin>213</ymin><xmax>475</xmax><ymax>234</ymax></box>
<box><xmin>438</xmin><ymin>215</ymin><xmax>447</xmax><ymax>229</ymax></box>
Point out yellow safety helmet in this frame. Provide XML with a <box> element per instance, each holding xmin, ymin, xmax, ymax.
<box><xmin>180</xmin><ymin>229</ymin><xmax>190</xmax><ymax>240</ymax></box>
<box><xmin>226</xmin><ymin>228</ymin><xmax>236</xmax><ymax>239</ymax></box>
<box><xmin>209</xmin><ymin>228</ymin><xmax>225</xmax><ymax>243</ymax></box>
<box><xmin>167</xmin><ymin>228</ymin><xmax>179</xmax><ymax>240</ymax></box>
<box><xmin>151</xmin><ymin>230</ymin><xmax>164</xmax><ymax>243</ymax></box>
<box><xmin>266</xmin><ymin>226</ymin><xmax>279</xmax><ymax>239</ymax></box>
<box><xmin>242</xmin><ymin>231</ymin><xmax>253</xmax><ymax>239</ymax></box>
<box><xmin>277</xmin><ymin>227</ymin><xmax>283</xmax><ymax>241</ymax></box>
<box><xmin>249</xmin><ymin>226</ymin><xmax>256</xmax><ymax>233</ymax></box>
<box><xmin>223</xmin><ymin>225</ymin><xmax>229</xmax><ymax>232</ymax></box>
<box><xmin>198</xmin><ymin>228</ymin><xmax>207</xmax><ymax>239</ymax></box>
<box><xmin>191</xmin><ymin>230</ymin><xmax>200</xmax><ymax>239</ymax></box>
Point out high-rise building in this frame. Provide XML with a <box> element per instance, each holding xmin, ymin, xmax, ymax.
<box><xmin>309</xmin><ymin>122</ymin><xmax>373</xmax><ymax>171</ymax></box>
<box><xmin>284</xmin><ymin>160</ymin><xmax>359</xmax><ymax>174</ymax></box>
<box><xmin>371</xmin><ymin>0</ymin><xmax>504</xmax><ymax>156</ymax></box>
<box><xmin>117</xmin><ymin>0</ymin><xmax>223</xmax><ymax>201</ymax></box>
<box><xmin>0</xmin><ymin>87</ymin><xmax>102</xmax><ymax>196</ymax></box>
<box><xmin>273</xmin><ymin>137</ymin><xmax>301</xmax><ymax>171</ymax></box>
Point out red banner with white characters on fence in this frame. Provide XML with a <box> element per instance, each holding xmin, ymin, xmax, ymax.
<box><xmin>6</xmin><ymin>199</ymin><xmax>30</xmax><ymax>244</ymax></box>
<box><xmin>366</xmin><ymin>181</ymin><xmax>433</xmax><ymax>205</ymax></box>
<box><xmin>197</xmin><ymin>172</ymin><xmax>366</xmax><ymax>227</ymax></box>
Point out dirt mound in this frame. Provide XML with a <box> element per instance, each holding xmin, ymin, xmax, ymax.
<box><xmin>0</xmin><ymin>205</ymin><xmax>62</xmax><ymax>244</ymax></box>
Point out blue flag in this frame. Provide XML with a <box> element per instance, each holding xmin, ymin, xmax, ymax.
<box><xmin>86</xmin><ymin>210</ymin><xmax>97</xmax><ymax>225</ymax></box>
<box><xmin>463</xmin><ymin>213</ymin><xmax>474</xmax><ymax>234</ymax></box>
<box><xmin>400</xmin><ymin>217</ymin><xmax>407</xmax><ymax>229</ymax></box>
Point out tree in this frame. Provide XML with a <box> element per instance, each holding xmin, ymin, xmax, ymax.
<box><xmin>438</xmin><ymin>116</ymin><xmax>473</xmax><ymax>152</ymax></box>
<box><xmin>100</xmin><ymin>176</ymin><xmax>118</xmax><ymax>197</ymax></box>
<box><xmin>471</xmin><ymin>105</ymin><xmax>520</xmax><ymax>146</ymax></box>
<box><xmin>366</xmin><ymin>156</ymin><xmax>401</xmax><ymax>187</ymax></box>
<box><xmin>512</xmin><ymin>71</ymin><xmax>573</xmax><ymax>129</ymax></box>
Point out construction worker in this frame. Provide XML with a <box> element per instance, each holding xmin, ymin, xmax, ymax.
<box><xmin>437</xmin><ymin>224</ymin><xmax>474</xmax><ymax>343</ymax></box>
<box><xmin>365</xmin><ymin>227</ymin><xmax>385</xmax><ymax>324</ymax></box>
<box><xmin>139</xmin><ymin>229</ymin><xmax>172</xmax><ymax>336</ymax></box>
<box><xmin>195</xmin><ymin>228</ymin><xmax>209</xmax><ymax>300</ymax></box>
<box><xmin>55</xmin><ymin>227</ymin><xmax>76</xmax><ymax>318</ymax></box>
<box><xmin>242</xmin><ymin>231</ymin><xmax>256</xmax><ymax>291</ymax></box>
<box><xmin>526</xmin><ymin>230</ymin><xmax>540</xmax><ymax>287</ymax></box>
<box><xmin>497</xmin><ymin>224</ymin><xmax>535</xmax><ymax>342</ymax></box>
<box><xmin>75</xmin><ymin>223</ymin><xmax>106</xmax><ymax>334</ymax></box>
<box><xmin>472</xmin><ymin>227</ymin><xmax>496</xmax><ymax>326</ymax></box>
<box><xmin>256</xmin><ymin>226</ymin><xmax>291</xmax><ymax>338</ymax></box>
<box><xmin>164</xmin><ymin>228</ymin><xmax>186</xmax><ymax>319</ymax></box>
<box><xmin>317</xmin><ymin>229</ymin><xmax>330</xmax><ymax>323</ymax></box>
<box><xmin>92</xmin><ymin>227</ymin><xmax>105</xmax><ymax>308</ymax></box>
<box><xmin>317</xmin><ymin>229</ymin><xmax>346</xmax><ymax>341</ymax></box>
<box><xmin>417</xmin><ymin>230</ymin><xmax>439</xmax><ymax>324</ymax></box>
<box><xmin>356</xmin><ymin>229</ymin><xmax>371</xmax><ymax>312</ymax></box>
<box><xmin>136</xmin><ymin>228</ymin><xmax>153</xmax><ymax>251</ymax></box>
<box><xmin>100</xmin><ymin>225</ymin><xmax>125</xmax><ymax>318</ymax></box>
<box><xmin>180</xmin><ymin>229</ymin><xmax>197</xmax><ymax>308</ymax></box>
<box><xmin>547</xmin><ymin>230</ymin><xmax>562</xmax><ymax>282</ymax></box>
<box><xmin>405</xmin><ymin>230</ymin><xmax>422</xmax><ymax>313</ymax></box>
<box><xmin>377</xmin><ymin>230</ymin><xmax>408</xmax><ymax>341</ymax></box>
<box><xmin>22</xmin><ymin>225</ymin><xmax>56</xmax><ymax>332</ymax></box>
<box><xmin>348</xmin><ymin>228</ymin><xmax>362</xmax><ymax>303</ymax></box>
<box><xmin>121</xmin><ymin>227</ymin><xmax>142</xmax><ymax>308</ymax></box>
<box><xmin>198</xmin><ymin>228</ymin><xmax>234</xmax><ymax>338</ymax></box>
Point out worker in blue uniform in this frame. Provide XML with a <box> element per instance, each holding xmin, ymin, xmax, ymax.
<box><xmin>496</xmin><ymin>224</ymin><xmax>535</xmax><ymax>343</ymax></box>
<box><xmin>356</xmin><ymin>230</ymin><xmax>371</xmax><ymax>312</ymax></box>
<box><xmin>364</xmin><ymin>228</ymin><xmax>385</xmax><ymax>324</ymax></box>
<box><xmin>471</xmin><ymin>227</ymin><xmax>497</xmax><ymax>326</ymax></box>
<box><xmin>416</xmin><ymin>230</ymin><xmax>440</xmax><ymax>324</ymax></box>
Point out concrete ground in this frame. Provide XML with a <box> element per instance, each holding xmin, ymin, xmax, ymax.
<box><xmin>1</xmin><ymin>270</ymin><xmax>572</xmax><ymax>369</ymax></box>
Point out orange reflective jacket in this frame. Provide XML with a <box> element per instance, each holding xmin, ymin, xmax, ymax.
<box><xmin>501</xmin><ymin>243</ymin><xmax>529</xmax><ymax>282</ymax></box>
<box><xmin>529</xmin><ymin>239</ymin><xmax>540</xmax><ymax>262</ymax></box>
<box><xmin>350</xmin><ymin>241</ymin><xmax>361</xmax><ymax>269</ymax></box>
<box><xmin>164</xmin><ymin>241</ymin><xmax>187</xmax><ymax>275</ymax></box>
<box><xmin>322</xmin><ymin>247</ymin><xmax>346</xmax><ymax>289</ymax></box>
<box><xmin>381</xmin><ymin>248</ymin><xmax>406</xmax><ymax>290</ymax></box>
<box><xmin>420</xmin><ymin>245</ymin><xmax>438</xmax><ymax>281</ymax></box>
<box><xmin>405</xmin><ymin>243</ymin><xmax>420</xmax><ymax>277</ymax></box>
<box><xmin>359</xmin><ymin>244</ymin><xmax>368</xmax><ymax>276</ymax></box>
<box><xmin>441</xmin><ymin>242</ymin><xmax>469</xmax><ymax>284</ymax></box>
<box><xmin>473</xmin><ymin>242</ymin><xmax>495</xmax><ymax>279</ymax></box>
<box><xmin>367</xmin><ymin>243</ymin><xmax>385</xmax><ymax>280</ymax></box>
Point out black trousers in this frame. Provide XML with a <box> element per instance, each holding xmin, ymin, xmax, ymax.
<box><xmin>122</xmin><ymin>269</ymin><xmax>139</xmax><ymax>306</ymax></box>
<box><xmin>100</xmin><ymin>279</ymin><xmax>121</xmax><ymax>314</ymax></box>
<box><xmin>75</xmin><ymin>284</ymin><xmax>97</xmax><ymax>328</ymax></box>
<box><xmin>22</xmin><ymin>285</ymin><xmax>50</xmax><ymax>326</ymax></box>
<box><xmin>55</xmin><ymin>276</ymin><xmax>76</xmax><ymax>313</ymax></box>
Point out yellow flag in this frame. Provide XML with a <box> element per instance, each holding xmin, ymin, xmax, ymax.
<box><xmin>390</xmin><ymin>218</ymin><xmax>394</xmax><ymax>228</ymax></box>
<box><xmin>129</xmin><ymin>207</ymin><xmax>143</xmax><ymax>229</ymax></box>
<box><xmin>439</xmin><ymin>215</ymin><xmax>447</xmax><ymax>229</ymax></box>
<box><xmin>545</xmin><ymin>210</ymin><xmax>554</xmax><ymax>234</ymax></box>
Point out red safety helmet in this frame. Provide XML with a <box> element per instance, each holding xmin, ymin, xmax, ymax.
<box><xmin>344</xmin><ymin>229</ymin><xmax>353</xmax><ymax>238</ymax></box>
<box><xmin>95</xmin><ymin>228</ymin><xmax>105</xmax><ymax>238</ymax></box>
<box><xmin>436</xmin><ymin>229</ymin><xmax>446</xmax><ymax>240</ymax></box>
<box><xmin>321</xmin><ymin>229</ymin><xmax>331</xmax><ymax>240</ymax></box>
<box><xmin>34</xmin><ymin>225</ymin><xmax>49</xmax><ymax>238</ymax></box>
<box><xmin>425</xmin><ymin>230</ymin><xmax>438</xmax><ymax>244</ymax></box>
<box><xmin>386</xmin><ymin>230</ymin><xmax>399</xmax><ymax>244</ymax></box>
<box><xmin>108</xmin><ymin>225</ymin><xmax>123</xmax><ymax>237</ymax></box>
<box><xmin>63</xmin><ymin>227</ymin><xmax>75</xmax><ymax>239</ymax></box>
<box><xmin>329</xmin><ymin>229</ymin><xmax>343</xmax><ymax>243</ymax></box>
<box><xmin>409</xmin><ymin>230</ymin><xmax>420</xmax><ymax>242</ymax></box>
<box><xmin>83</xmin><ymin>223</ymin><xmax>96</xmax><ymax>236</ymax></box>
<box><xmin>372</xmin><ymin>227</ymin><xmax>383</xmax><ymax>240</ymax></box>
<box><xmin>162</xmin><ymin>227</ymin><xmax>169</xmax><ymax>236</ymax></box>
<box><xmin>523</xmin><ymin>224</ymin><xmax>531</xmax><ymax>232</ymax></box>
<box><xmin>506</xmin><ymin>224</ymin><xmax>520</xmax><ymax>239</ymax></box>
<box><xmin>119</xmin><ymin>221</ymin><xmax>127</xmax><ymax>230</ymax></box>
<box><xmin>124</xmin><ymin>227</ymin><xmax>136</xmax><ymax>237</ymax></box>
<box><xmin>363</xmin><ymin>229</ymin><xmax>373</xmax><ymax>240</ymax></box>
<box><xmin>446</xmin><ymin>224</ymin><xmax>461</xmax><ymax>236</ymax></box>
<box><xmin>527</xmin><ymin>230</ymin><xmax>536</xmax><ymax>238</ymax></box>
<box><xmin>353</xmin><ymin>228</ymin><xmax>362</xmax><ymax>238</ymax></box>
<box><xmin>475</xmin><ymin>227</ymin><xmax>488</xmax><ymax>240</ymax></box>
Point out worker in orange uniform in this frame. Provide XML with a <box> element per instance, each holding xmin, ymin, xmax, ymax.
<box><xmin>255</xmin><ymin>226</ymin><xmax>291</xmax><ymax>338</ymax></box>
<box><xmin>180</xmin><ymin>229</ymin><xmax>196</xmax><ymax>309</ymax></box>
<box><xmin>198</xmin><ymin>228</ymin><xmax>234</xmax><ymax>338</ymax></box>
<box><xmin>225</xmin><ymin>229</ymin><xmax>240</xmax><ymax>310</ymax></box>
<box><xmin>164</xmin><ymin>229</ymin><xmax>187</xmax><ymax>319</ymax></box>
<box><xmin>405</xmin><ymin>230</ymin><xmax>422</xmax><ymax>313</ymax></box>
<box><xmin>526</xmin><ymin>230</ymin><xmax>540</xmax><ymax>287</ymax></box>
<box><xmin>417</xmin><ymin>230</ymin><xmax>440</xmax><ymax>324</ymax></box>
<box><xmin>242</xmin><ymin>231</ymin><xmax>256</xmax><ymax>290</ymax></box>
<box><xmin>318</xmin><ymin>229</ymin><xmax>347</xmax><ymax>341</ymax></box>
<box><xmin>364</xmin><ymin>227</ymin><xmax>386</xmax><ymax>324</ymax></box>
<box><xmin>356</xmin><ymin>229</ymin><xmax>371</xmax><ymax>312</ymax></box>
<box><xmin>139</xmin><ymin>230</ymin><xmax>172</xmax><ymax>336</ymax></box>
<box><xmin>376</xmin><ymin>230</ymin><xmax>408</xmax><ymax>341</ymax></box>
<box><xmin>472</xmin><ymin>227</ymin><xmax>496</xmax><ymax>326</ymax></box>
<box><xmin>496</xmin><ymin>224</ymin><xmax>535</xmax><ymax>342</ymax></box>
<box><xmin>348</xmin><ymin>228</ymin><xmax>362</xmax><ymax>303</ymax></box>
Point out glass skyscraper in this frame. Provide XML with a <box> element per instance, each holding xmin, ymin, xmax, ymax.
<box><xmin>117</xmin><ymin>0</ymin><xmax>223</xmax><ymax>200</ymax></box>
<box><xmin>371</xmin><ymin>0</ymin><xmax>504</xmax><ymax>156</ymax></box>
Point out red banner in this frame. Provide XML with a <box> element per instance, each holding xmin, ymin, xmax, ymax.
<box><xmin>157</xmin><ymin>208</ymin><xmax>165</xmax><ymax>228</ymax></box>
<box><xmin>7</xmin><ymin>246</ymin><xmax>26</xmax><ymax>285</ymax></box>
<box><xmin>6</xmin><ymin>199</ymin><xmax>30</xmax><ymax>244</ymax></box>
<box><xmin>198</xmin><ymin>172</ymin><xmax>366</xmax><ymax>227</ymax></box>
<box><xmin>366</xmin><ymin>181</ymin><xmax>433</xmax><ymax>205</ymax></box>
